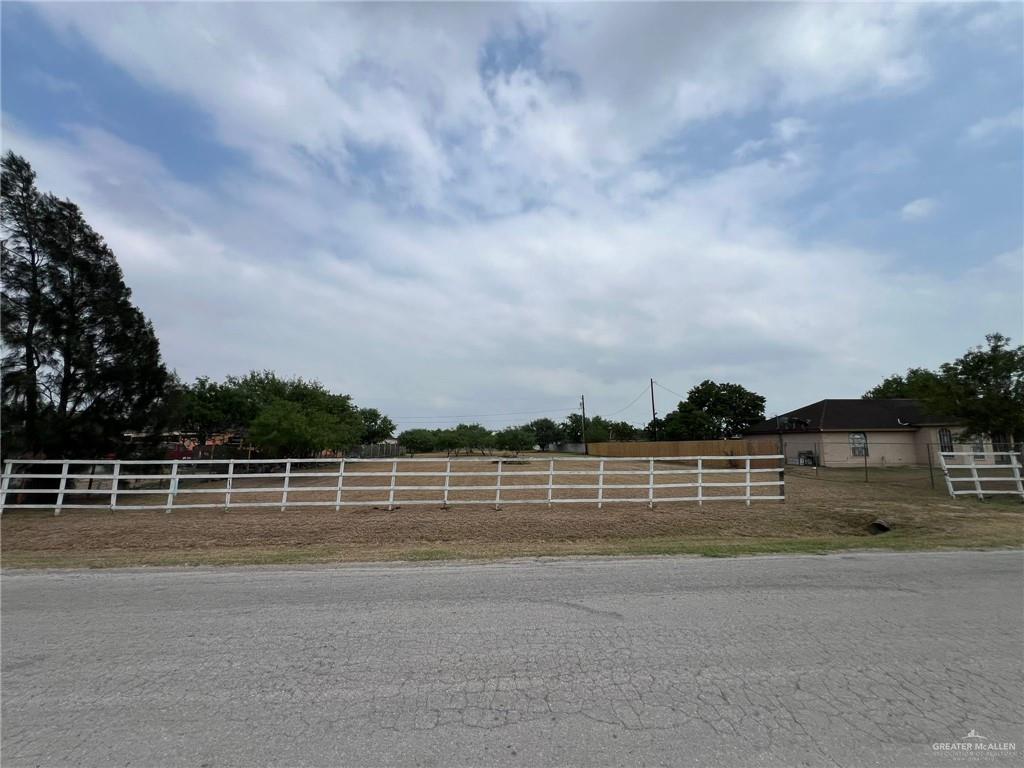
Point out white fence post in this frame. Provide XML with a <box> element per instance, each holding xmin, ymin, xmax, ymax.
<box><xmin>745</xmin><ymin>458</ymin><xmax>752</xmax><ymax>507</ymax></box>
<box><xmin>597</xmin><ymin>459</ymin><xmax>605</xmax><ymax>509</ymax></box>
<box><xmin>387</xmin><ymin>460</ymin><xmax>397</xmax><ymax>511</ymax></box>
<box><xmin>334</xmin><ymin>460</ymin><xmax>345</xmax><ymax>512</ymax></box>
<box><xmin>939</xmin><ymin>453</ymin><xmax>955</xmax><ymax>498</ymax></box>
<box><xmin>1011</xmin><ymin>452</ymin><xmax>1024</xmax><ymax>501</ymax></box>
<box><xmin>281</xmin><ymin>459</ymin><xmax>292</xmax><ymax>512</ymax></box>
<box><xmin>442</xmin><ymin>459</ymin><xmax>451</xmax><ymax>509</ymax></box>
<box><xmin>165</xmin><ymin>460</ymin><xmax>179</xmax><ymax>513</ymax></box>
<box><xmin>55</xmin><ymin>461</ymin><xmax>70</xmax><ymax>516</ymax></box>
<box><xmin>495</xmin><ymin>459</ymin><xmax>503</xmax><ymax>510</ymax></box>
<box><xmin>697</xmin><ymin>458</ymin><xmax>703</xmax><ymax>507</ymax></box>
<box><xmin>225</xmin><ymin>459</ymin><xmax>235</xmax><ymax>510</ymax></box>
<box><xmin>109</xmin><ymin>461</ymin><xmax>121</xmax><ymax>511</ymax></box>
<box><xmin>547</xmin><ymin>459</ymin><xmax>554</xmax><ymax>507</ymax></box>
<box><xmin>0</xmin><ymin>460</ymin><xmax>12</xmax><ymax>513</ymax></box>
<box><xmin>648</xmin><ymin>458</ymin><xmax>655</xmax><ymax>509</ymax></box>
<box><xmin>970</xmin><ymin>460</ymin><xmax>984</xmax><ymax>500</ymax></box>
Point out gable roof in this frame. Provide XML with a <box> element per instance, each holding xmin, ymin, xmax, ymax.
<box><xmin>745</xmin><ymin>399</ymin><xmax>960</xmax><ymax>434</ymax></box>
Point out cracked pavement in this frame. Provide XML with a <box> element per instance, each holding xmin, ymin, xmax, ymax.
<box><xmin>3</xmin><ymin>551</ymin><xmax>1022</xmax><ymax>767</ymax></box>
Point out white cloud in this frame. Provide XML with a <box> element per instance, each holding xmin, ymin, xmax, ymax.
<box><xmin>962</xmin><ymin>108</ymin><xmax>1024</xmax><ymax>145</ymax></box>
<box><xmin>734</xmin><ymin>117</ymin><xmax>813</xmax><ymax>160</ymax></box>
<box><xmin>34</xmin><ymin>3</ymin><xmax>933</xmax><ymax>215</ymax></box>
<box><xmin>900</xmin><ymin>197</ymin><xmax>938</xmax><ymax>221</ymax></box>
<box><xmin>773</xmin><ymin>117</ymin><xmax>812</xmax><ymax>144</ymax></box>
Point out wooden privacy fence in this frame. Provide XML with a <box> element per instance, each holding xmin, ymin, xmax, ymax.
<box><xmin>0</xmin><ymin>455</ymin><xmax>785</xmax><ymax>514</ymax></box>
<box><xmin>938</xmin><ymin>451</ymin><xmax>1024</xmax><ymax>501</ymax></box>
<box><xmin>588</xmin><ymin>438</ymin><xmax>780</xmax><ymax>461</ymax></box>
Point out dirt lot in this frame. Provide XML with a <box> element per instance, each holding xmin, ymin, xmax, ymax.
<box><xmin>2</xmin><ymin>459</ymin><xmax>1021</xmax><ymax>567</ymax></box>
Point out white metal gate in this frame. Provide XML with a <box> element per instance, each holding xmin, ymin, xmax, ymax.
<box><xmin>0</xmin><ymin>455</ymin><xmax>785</xmax><ymax>514</ymax></box>
<box><xmin>937</xmin><ymin>451</ymin><xmax>1024</xmax><ymax>500</ymax></box>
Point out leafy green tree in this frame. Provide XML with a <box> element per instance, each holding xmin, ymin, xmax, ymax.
<box><xmin>928</xmin><ymin>333</ymin><xmax>1024</xmax><ymax>443</ymax></box>
<box><xmin>494</xmin><ymin>426</ymin><xmax>535</xmax><ymax>451</ymax></box>
<box><xmin>562</xmin><ymin>413</ymin><xmax>611</xmax><ymax>443</ymax></box>
<box><xmin>607</xmin><ymin>420</ymin><xmax>639</xmax><ymax>441</ymax></box>
<box><xmin>660</xmin><ymin>402</ymin><xmax>719</xmax><ymax>441</ymax></box>
<box><xmin>398</xmin><ymin>429</ymin><xmax>436</xmax><ymax>454</ymax></box>
<box><xmin>561</xmin><ymin>417</ymin><xmax>585</xmax><ymax>442</ymax></box>
<box><xmin>863</xmin><ymin>368</ymin><xmax>942</xmax><ymax>400</ymax></box>
<box><xmin>359</xmin><ymin>408</ymin><xmax>396</xmax><ymax>444</ymax></box>
<box><xmin>452</xmin><ymin>423</ymin><xmax>493</xmax><ymax>454</ymax></box>
<box><xmin>684</xmin><ymin>380</ymin><xmax>766</xmax><ymax>438</ymax></box>
<box><xmin>562</xmin><ymin>413</ymin><xmax>584</xmax><ymax>442</ymax></box>
<box><xmin>528</xmin><ymin>418</ymin><xmax>563</xmax><ymax>448</ymax></box>
<box><xmin>248</xmin><ymin>399</ymin><xmax>361</xmax><ymax>457</ymax></box>
<box><xmin>171</xmin><ymin>371</ymin><xmax>371</xmax><ymax>457</ymax></box>
<box><xmin>248</xmin><ymin>401</ymin><xmax>315</xmax><ymax>456</ymax></box>
<box><xmin>434</xmin><ymin>428</ymin><xmax>460</xmax><ymax>453</ymax></box>
<box><xmin>643</xmin><ymin>417</ymin><xmax>664</xmax><ymax>441</ymax></box>
<box><xmin>1</xmin><ymin>152</ymin><xmax>169</xmax><ymax>456</ymax></box>
<box><xmin>175</xmin><ymin>377</ymin><xmax>248</xmax><ymax>446</ymax></box>
<box><xmin>586</xmin><ymin>415</ymin><xmax>611</xmax><ymax>443</ymax></box>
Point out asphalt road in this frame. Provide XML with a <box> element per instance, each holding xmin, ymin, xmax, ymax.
<box><xmin>3</xmin><ymin>551</ymin><xmax>1022</xmax><ymax>768</ymax></box>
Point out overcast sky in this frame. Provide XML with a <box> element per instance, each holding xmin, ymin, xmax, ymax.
<box><xmin>3</xmin><ymin>2</ymin><xmax>1022</xmax><ymax>431</ymax></box>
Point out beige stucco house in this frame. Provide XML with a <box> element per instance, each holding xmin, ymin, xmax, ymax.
<box><xmin>745</xmin><ymin>399</ymin><xmax>1010</xmax><ymax>468</ymax></box>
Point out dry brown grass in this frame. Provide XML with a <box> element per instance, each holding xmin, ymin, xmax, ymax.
<box><xmin>2</xmin><ymin>458</ymin><xmax>1021</xmax><ymax>568</ymax></box>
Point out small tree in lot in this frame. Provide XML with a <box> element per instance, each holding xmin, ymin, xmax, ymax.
<box><xmin>607</xmin><ymin>420</ymin><xmax>639</xmax><ymax>441</ymax></box>
<box><xmin>660</xmin><ymin>402</ymin><xmax>718</xmax><ymax>441</ymax></box>
<box><xmin>494</xmin><ymin>426</ymin><xmax>535</xmax><ymax>452</ymax></box>
<box><xmin>528</xmin><ymin>418</ymin><xmax>564</xmax><ymax>449</ymax></box>
<box><xmin>359</xmin><ymin>408</ymin><xmax>396</xmax><ymax>444</ymax></box>
<box><xmin>684</xmin><ymin>380</ymin><xmax>766</xmax><ymax>438</ymax></box>
<box><xmin>452</xmin><ymin>423</ymin><xmax>493</xmax><ymax>455</ymax></box>
<box><xmin>398</xmin><ymin>429</ymin><xmax>436</xmax><ymax>454</ymax></box>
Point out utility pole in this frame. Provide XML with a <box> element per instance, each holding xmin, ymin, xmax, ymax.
<box><xmin>649</xmin><ymin>378</ymin><xmax>658</xmax><ymax>440</ymax></box>
<box><xmin>580</xmin><ymin>394</ymin><xmax>588</xmax><ymax>456</ymax></box>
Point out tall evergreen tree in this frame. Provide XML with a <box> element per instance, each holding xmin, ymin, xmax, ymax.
<box><xmin>1</xmin><ymin>151</ymin><xmax>169</xmax><ymax>456</ymax></box>
<box><xmin>1</xmin><ymin>153</ymin><xmax>47</xmax><ymax>451</ymax></box>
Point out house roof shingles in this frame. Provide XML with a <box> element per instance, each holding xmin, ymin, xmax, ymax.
<box><xmin>745</xmin><ymin>398</ymin><xmax>959</xmax><ymax>434</ymax></box>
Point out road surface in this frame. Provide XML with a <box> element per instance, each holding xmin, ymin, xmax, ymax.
<box><xmin>3</xmin><ymin>551</ymin><xmax>1022</xmax><ymax>767</ymax></box>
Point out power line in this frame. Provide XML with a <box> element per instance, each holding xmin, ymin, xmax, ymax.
<box><xmin>654</xmin><ymin>380</ymin><xmax>688</xmax><ymax>403</ymax></box>
<box><xmin>391</xmin><ymin>405</ymin><xmax>578</xmax><ymax>420</ymax></box>
<box><xmin>598</xmin><ymin>385</ymin><xmax>651</xmax><ymax>418</ymax></box>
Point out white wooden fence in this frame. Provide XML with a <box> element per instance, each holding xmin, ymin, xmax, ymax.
<box><xmin>0</xmin><ymin>455</ymin><xmax>785</xmax><ymax>514</ymax></box>
<box><xmin>938</xmin><ymin>451</ymin><xmax>1024</xmax><ymax>500</ymax></box>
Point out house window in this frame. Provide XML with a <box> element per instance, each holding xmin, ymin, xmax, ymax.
<box><xmin>992</xmin><ymin>433</ymin><xmax>1012</xmax><ymax>465</ymax></box>
<box><xmin>849</xmin><ymin>432</ymin><xmax>868</xmax><ymax>457</ymax></box>
<box><xmin>938</xmin><ymin>428</ymin><xmax>954</xmax><ymax>454</ymax></box>
<box><xmin>972</xmin><ymin>439</ymin><xmax>985</xmax><ymax>461</ymax></box>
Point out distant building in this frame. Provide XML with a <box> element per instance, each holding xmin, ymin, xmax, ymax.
<box><xmin>744</xmin><ymin>399</ymin><xmax>1011</xmax><ymax>467</ymax></box>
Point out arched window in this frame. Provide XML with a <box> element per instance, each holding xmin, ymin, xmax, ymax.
<box><xmin>938</xmin><ymin>428</ymin><xmax>953</xmax><ymax>453</ymax></box>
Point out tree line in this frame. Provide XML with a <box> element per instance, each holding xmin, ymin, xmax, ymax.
<box><xmin>398</xmin><ymin>380</ymin><xmax>768</xmax><ymax>454</ymax></box>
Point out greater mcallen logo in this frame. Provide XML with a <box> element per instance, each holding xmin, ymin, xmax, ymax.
<box><xmin>933</xmin><ymin>728</ymin><xmax>1018</xmax><ymax>759</ymax></box>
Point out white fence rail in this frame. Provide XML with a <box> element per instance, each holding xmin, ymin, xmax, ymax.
<box><xmin>0</xmin><ymin>455</ymin><xmax>785</xmax><ymax>515</ymax></box>
<box><xmin>938</xmin><ymin>451</ymin><xmax>1024</xmax><ymax>500</ymax></box>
